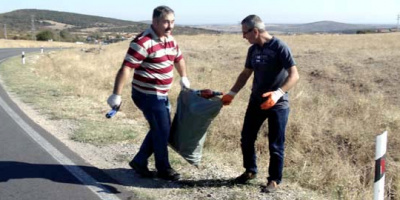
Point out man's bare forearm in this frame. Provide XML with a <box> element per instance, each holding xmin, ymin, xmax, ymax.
<box><xmin>113</xmin><ymin>66</ymin><xmax>133</xmax><ymax>95</ymax></box>
<box><xmin>280</xmin><ymin>66</ymin><xmax>299</xmax><ymax>93</ymax></box>
<box><xmin>174</xmin><ymin>59</ymin><xmax>187</xmax><ymax>77</ymax></box>
<box><xmin>230</xmin><ymin>68</ymin><xmax>253</xmax><ymax>93</ymax></box>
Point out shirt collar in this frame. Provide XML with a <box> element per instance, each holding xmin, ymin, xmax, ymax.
<box><xmin>149</xmin><ymin>25</ymin><xmax>171</xmax><ymax>42</ymax></box>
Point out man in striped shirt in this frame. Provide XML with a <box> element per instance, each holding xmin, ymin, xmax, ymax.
<box><xmin>107</xmin><ymin>5</ymin><xmax>189</xmax><ymax>181</ymax></box>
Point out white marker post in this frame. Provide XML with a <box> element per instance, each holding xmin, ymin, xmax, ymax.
<box><xmin>41</xmin><ymin>46</ymin><xmax>44</xmax><ymax>54</ymax></box>
<box><xmin>21</xmin><ymin>51</ymin><xmax>25</xmax><ymax>65</ymax></box>
<box><xmin>374</xmin><ymin>131</ymin><xmax>387</xmax><ymax>200</ymax></box>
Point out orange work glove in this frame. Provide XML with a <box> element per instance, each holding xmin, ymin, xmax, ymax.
<box><xmin>221</xmin><ymin>91</ymin><xmax>237</xmax><ymax>106</ymax></box>
<box><xmin>260</xmin><ymin>88</ymin><xmax>285</xmax><ymax>110</ymax></box>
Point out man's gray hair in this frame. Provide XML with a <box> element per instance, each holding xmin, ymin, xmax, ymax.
<box><xmin>153</xmin><ymin>5</ymin><xmax>174</xmax><ymax>20</ymax></box>
<box><xmin>241</xmin><ymin>15</ymin><xmax>266</xmax><ymax>32</ymax></box>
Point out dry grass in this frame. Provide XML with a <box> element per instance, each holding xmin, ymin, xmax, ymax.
<box><xmin>1</xmin><ymin>33</ymin><xmax>400</xmax><ymax>199</ymax></box>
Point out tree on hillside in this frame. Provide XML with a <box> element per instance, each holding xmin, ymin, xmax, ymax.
<box><xmin>36</xmin><ymin>30</ymin><xmax>54</xmax><ymax>41</ymax></box>
<box><xmin>60</xmin><ymin>30</ymin><xmax>72</xmax><ymax>41</ymax></box>
<box><xmin>60</xmin><ymin>30</ymin><xmax>71</xmax><ymax>38</ymax></box>
<box><xmin>91</xmin><ymin>32</ymin><xmax>103</xmax><ymax>40</ymax></box>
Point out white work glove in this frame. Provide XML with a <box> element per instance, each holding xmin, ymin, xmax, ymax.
<box><xmin>180</xmin><ymin>76</ymin><xmax>190</xmax><ymax>89</ymax></box>
<box><xmin>261</xmin><ymin>88</ymin><xmax>285</xmax><ymax>110</ymax></box>
<box><xmin>107</xmin><ymin>94</ymin><xmax>121</xmax><ymax>108</ymax></box>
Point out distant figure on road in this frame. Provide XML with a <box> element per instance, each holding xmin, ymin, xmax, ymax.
<box><xmin>107</xmin><ymin>5</ymin><xmax>190</xmax><ymax>181</ymax></box>
<box><xmin>221</xmin><ymin>15</ymin><xmax>299</xmax><ymax>193</ymax></box>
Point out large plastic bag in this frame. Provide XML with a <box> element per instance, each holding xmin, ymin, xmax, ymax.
<box><xmin>169</xmin><ymin>89</ymin><xmax>223</xmax><ymax>166</ymax></box>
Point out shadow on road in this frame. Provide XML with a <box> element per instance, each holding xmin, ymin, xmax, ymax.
<box><xmin>0</xmin><ymin>161</ymin><xmax>122</xmax><ymax>194</ymax></box>
<box><xmin>0</xmin><ymin>161</ymin><xmax>237</xmax><ymax>192</ymax></box>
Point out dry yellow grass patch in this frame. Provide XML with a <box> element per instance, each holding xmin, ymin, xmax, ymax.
<box><xmin>41</xmin><ymin>20</ymin><xmax>75</xmax><ymax>30</ymax></box>
<box><xmin>1</xmin><ymin>32</ymin><xmax>400</xmax><ymax>199</ymax></box>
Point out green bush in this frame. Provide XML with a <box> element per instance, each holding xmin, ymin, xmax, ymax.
<box><xmin>36</xmin><ymin>30</ymin><xmax>54</xmax><ymax>41</ymax></box>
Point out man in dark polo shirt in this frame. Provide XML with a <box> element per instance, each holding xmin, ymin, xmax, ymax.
<box><xmin>221</xmin><ymin>15</ymin><xmax>299</xmax><ymax>193</ymax></box>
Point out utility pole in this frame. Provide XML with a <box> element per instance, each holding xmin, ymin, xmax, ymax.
<box><xmin>31</xmin><ymin>15</ymin><xmax>36</xmax><ymax>40</ymax></box>
<box><xmin>3</xmin><ymin>24</ymin><xmax>6</xmax><ymax>39</ymax></box>
<box><xmin>397</xmin><ymin>14</ymin><xmax>400</xmax><ymax>32</ymax></box>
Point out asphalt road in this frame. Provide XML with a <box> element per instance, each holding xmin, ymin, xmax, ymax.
<box><xmin>0</xmin><ymin>48</ymin><xmax>128</xmax><ymax>200</ymax></box>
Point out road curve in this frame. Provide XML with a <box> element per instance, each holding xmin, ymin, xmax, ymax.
<box><xmin>0</xmin><ymin>48</ymin><xmax>128</xmax><ymax>200</ymax></box>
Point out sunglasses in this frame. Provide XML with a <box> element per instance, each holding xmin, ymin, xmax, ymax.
<box><xmin>242</xmin><ymin>28</ymin><xmax>254</xmax><ymax>35</ymax></box>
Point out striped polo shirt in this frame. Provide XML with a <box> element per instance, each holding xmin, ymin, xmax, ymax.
<box><xmin>122</xmin><ymin>26</ymin><xmax>183</xmax><ymax>96</ymax></box>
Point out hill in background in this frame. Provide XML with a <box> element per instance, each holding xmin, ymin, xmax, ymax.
<box><xmin>193</xmin><ymin>21</ymin><xmax>397</xmax><ymax>34</ymax></box>
<box><xmin>0</xmin><ymin>9</ymin><xmax>397</xmax><ymax>42</ymax></box>
<box><xmin>0</xmin><ymin>9</ymin><xmax>220</xmax><ymax>41</ymax></box>
<box><xmin>265</xmin><ymin>21</ymin><xmax>397</xmax><ymax>34</ymax></box>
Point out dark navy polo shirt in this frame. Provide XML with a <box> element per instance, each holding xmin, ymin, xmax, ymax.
<box><xmin>245</xmin><ymin>37</ymin><xmax>296</xmax><ymax>109</ymax></box>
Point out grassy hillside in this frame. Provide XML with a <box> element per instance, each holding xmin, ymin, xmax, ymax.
<box><xmin>194</xmin><ymin>21</ymin><xmax>397</xmax><ymax>34</ymax></box>
<box><xmin>265</xmin><ymin>21</ymin><xmax>396</xmax><ymax>34</ymax></box>
<box><xmin>1</xmin><ymin>9</ymin><xmax>135</xmax><ymax>29</ymax></box>
<box><xmin>0</xmin><ymin>9</ymin><xmax>220</xmax><ymax>39</ymax></box>
<box><xmin>1</xmin><ymin>33</ymin><xmax>399</xmax><ymax>199</ymax></box>
<box><xmin>0</xmin><ymin>9</ymin><xmax>137</xmax><ymax>35</ymax></box>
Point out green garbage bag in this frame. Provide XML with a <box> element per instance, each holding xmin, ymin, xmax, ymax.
<box><xmin>169</xmin><ymin>89</ymin><xmax>223</xmax><ymax>166</ymax></box>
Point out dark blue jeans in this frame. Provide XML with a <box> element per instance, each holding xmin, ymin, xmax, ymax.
<box><xmin>131</xmin><ymin>87</ymin><xmax>172</xmax><ymax>171</ymax></box>
<box><xmin>240</xmin><ymin>98</ymin><xmax>289</xmax><ymax>184</ymax></box>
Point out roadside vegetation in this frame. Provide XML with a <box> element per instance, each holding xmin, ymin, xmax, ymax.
<box><xmin>1</xmin><ymin>33</ymin><xmax>399</xmax><ymax>199</ymax></box>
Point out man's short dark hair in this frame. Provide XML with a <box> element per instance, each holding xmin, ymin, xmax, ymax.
<box><xmin>241</xmin><ymin>15</ymin><xmax>266</xmax><ymax>32</ymax></box>
<box><xmin>153</xmin><ymin>6</ymin><xmax>174</xmax><ymax>20</ymax></box>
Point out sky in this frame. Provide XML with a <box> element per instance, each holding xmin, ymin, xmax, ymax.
<box><xmin>0</xmin><ymin>0</ymin><xmax>399</xmax><ymax>25</ymax></box>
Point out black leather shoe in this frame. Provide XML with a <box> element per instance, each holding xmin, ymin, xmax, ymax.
<box><xmin>129</xmin><ymin>161</ymin><xmax>156</xmax><ymax>178</ymax></box>
<box><xmin>234</xmin><ymin>171</ymin><xmax>257</xmax><ymax>184</ymax></box>
<box><xmin>260</xmin><ymin>181</ymin><xmax>278</xmax><ymax>193</ymax></box>
<box><xmin>157</xmin><ymin>168</ymin><xmax>181</xmax><ymax>181</ymax></box>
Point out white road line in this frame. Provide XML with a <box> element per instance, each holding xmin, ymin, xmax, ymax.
<box><xmin>0</xmin><ymin>95</ymin><xmax>121</xmax><ymax>200</ymax></box>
